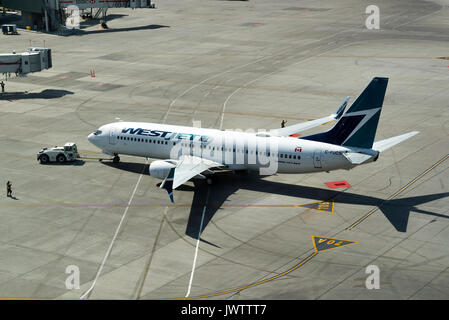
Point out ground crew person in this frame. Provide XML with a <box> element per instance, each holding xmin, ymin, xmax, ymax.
<box><xmin>1</xmin><ymin>81</ymin><xmax>5</xmax><ymax>93</ymax></box>
<box><xmin>281</xmin><ymin>119</ymin><xmax>287</xmax><ymax>128</ymax></box>
<box><xmin>6</xmin><ymin>181</ymin><xmax>12</xmax><ymax>197</ymax></box>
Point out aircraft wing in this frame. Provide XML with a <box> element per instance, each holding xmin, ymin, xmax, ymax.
<box><xmin>160</xmin><ymin>155</ymin><xmax>222</xmax><ymax>202</ymax></box>
<box><xmin>173</xmin><ymin>155</ymin><xmax>222</xmax><ymax>189</ymax></box>
<box><xmin>270</xmin><ymin>96</ymin><xmax>350</xmax><ymax>137</ymax></box>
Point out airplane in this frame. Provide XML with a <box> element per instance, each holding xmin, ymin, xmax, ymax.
<box><xmin>88</xmin><ymin>77</ymin><xmax>419</xmax><ymax>203</ymax></box>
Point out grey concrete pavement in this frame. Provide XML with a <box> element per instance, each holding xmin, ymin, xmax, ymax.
<box><xmin>0</xmin><ymin>0</ymin><xmax>448</xmax><ymax>299</ymax></box>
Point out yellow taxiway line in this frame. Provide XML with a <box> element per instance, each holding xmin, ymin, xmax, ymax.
<box><xmin>163</xmin><ymin>251</ymin><xmax>319</xmax><ymax>300</ymax></box>
<box><xmin>0</xmin><ymin>203</ymin><xmax>314</xmax><ymax>208</ymax></box>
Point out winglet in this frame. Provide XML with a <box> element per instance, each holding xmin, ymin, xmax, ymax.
<box><xmin>160</xmin><ymin>167</ymin><xmax>175</xmax><ymax>203</ymax></box>
<box><xmin>333</xmin><ymin>96</ymin><xmax>351</xmax><ymax>119</ymax></box>
<box><xmin>161</xmin><ymin>180</ymin><xmax>174</xmax><ymax>203</ymax></box>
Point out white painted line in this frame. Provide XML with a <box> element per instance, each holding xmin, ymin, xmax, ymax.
<box><xmin>162</xmin><ymin>55</ymin><xmax>278</xmax><ymax>124</ymax></box>
<box><xmin>80</xmin><ymin>159</ymin><xmax>149</xmax><ymax>299</ymax></box>
<box><xmin>135</xmin><ymin>207</ymin><xmax>167</xmax><ymax>300</ymax></box>
<box><xmin>218</xmin><ymin>40</ymin><xmax>354</xmax><ymax>130</ymax></box>
<box><xmin>185</xmin><ymin>187</ymin><xmax>210</xmax><ymax>298</ymax></box>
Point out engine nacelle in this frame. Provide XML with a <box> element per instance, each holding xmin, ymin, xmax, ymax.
<box><xmin>149</xmin><ymin>160</ymin><xmax>177</xmax><ymax>180</ymax></box>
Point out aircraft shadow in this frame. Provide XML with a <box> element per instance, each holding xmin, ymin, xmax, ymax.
<box><xmin>99</xmin><ymin>162</ymin><xmax>449</xmax><ymax>235</ymax></box>
<box><xmin>185</xmin><ymin>180</ymin><xmax>233</xmax><ymax>247</ymax></box>
<box><xmin>0</xmin><ymin>89</ymin><xmax>74</xmax><ymax>100</ymax></box>
<box><xmin>101</xmin><ymin>161</ymin><xmax>195</xmax><ymax>191</ymax></box>
<box><xmin>101</xmin><ymin>161</ymin><xmax>147</xmax><ymax>174</ymax></box>
<box><xmin>204</xmin><ymin>172</ymin><xmax>449</xmax><ymax>233</ymax></box>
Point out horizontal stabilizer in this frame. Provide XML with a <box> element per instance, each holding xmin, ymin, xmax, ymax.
<box><xmin>373</xmin><ymin>131</ymin><xmax>419</xmax><ymax>152</ymax></box>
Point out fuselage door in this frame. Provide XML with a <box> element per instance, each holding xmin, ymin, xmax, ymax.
<box><xmin>313</xmin><ymin>150</ymin><xmax>322</xmax><ymax>168</ymax></box>
<box><xmin>109</xmin><ymin>127</ymin><xmax>117</xmax><ymax>145</ymax></box>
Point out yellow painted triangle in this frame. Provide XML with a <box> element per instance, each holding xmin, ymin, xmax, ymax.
<box><xmin>296</xmin><ymin>201</ymin><xmax>334</xmax><ymax>213</ymax></box>
<box><xmin>312</xmin><ymin>236</ymin><xmax>357</xmax><ymax>253</ymax></box>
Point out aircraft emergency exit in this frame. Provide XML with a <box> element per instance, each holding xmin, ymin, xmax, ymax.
<box><xmin>88</xmin><ymin>77</ymin><xmax>418</xmax><ymax>202</ymax></box>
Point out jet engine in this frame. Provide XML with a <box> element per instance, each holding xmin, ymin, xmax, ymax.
<box><xmin>149</xmin><ymin>160</ymin><xmax>177</xmax><ymax>180</ymax></box>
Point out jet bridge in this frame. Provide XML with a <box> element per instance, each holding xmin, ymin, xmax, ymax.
<box><xmin>0</xmin><ymin>48</ymin><xmax>52</xmax><ymax>78</ymax></box>
<box><xmin>50</xmin><ymin>0</ymin><xmax>153</xmax><ymax>10</ymax></box>
<box><xmin>1</xmin><ymin>0</ymin><xmax>154</xmax><ymax>31</ymax></box>
<box><xmin>54</xmin><ymin>0</ymin><xmax>155</xmax><ymax>30</ymax></box>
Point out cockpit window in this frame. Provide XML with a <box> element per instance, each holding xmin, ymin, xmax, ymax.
<box><xmin>93</xmin><ymin>130</ymin><xmax>102</xmax><ymax>135</ymax></box>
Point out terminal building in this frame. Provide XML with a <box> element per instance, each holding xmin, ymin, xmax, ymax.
<box><xmin>1</xmin><ymin>0</ymin><xmax>153</xmax><ymax>32</ymax></box>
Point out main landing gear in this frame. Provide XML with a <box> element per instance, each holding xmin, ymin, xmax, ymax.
<box><xmin>112</xmin><ymin>155</ymin><xmax>120</xmax><ymax>163</ymax></box>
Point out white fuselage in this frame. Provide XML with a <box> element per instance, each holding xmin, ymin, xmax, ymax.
<box><xmin>88</xmin><ymin>122</ymin><xmax>365</xmax><ymax>175</ymax></box>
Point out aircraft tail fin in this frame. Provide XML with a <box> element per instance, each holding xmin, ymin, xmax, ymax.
<box><xmin>303</xmin><ymin>77</ymin><xmax>388</xmax><ymax>149</ymax></box>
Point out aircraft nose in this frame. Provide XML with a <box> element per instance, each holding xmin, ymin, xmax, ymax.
<box><xmin>87</xmin><ymin>133</ymin><xmax>95</xmax><ymax>144</ymax></box>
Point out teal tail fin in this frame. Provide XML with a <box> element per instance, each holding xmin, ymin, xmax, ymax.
<box><xmin>303</xmin><ymin>77</ymin><xmax>388</xmax><ymax>149</ymax></box>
